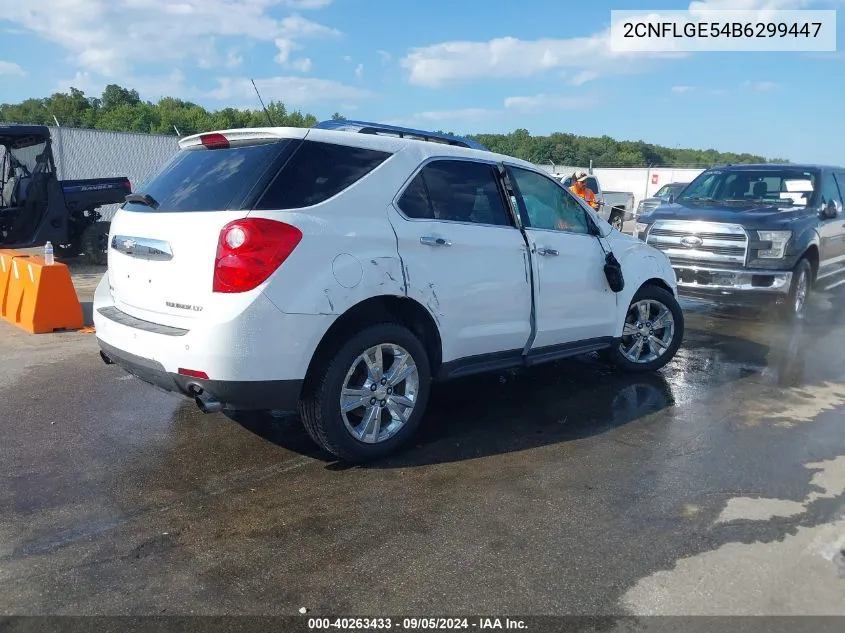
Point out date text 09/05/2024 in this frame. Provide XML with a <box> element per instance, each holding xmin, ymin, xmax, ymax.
<box><xmin>622</xmin><ymin>21</ymin><xmax>823</xmax><ymax>38</ymax></box>
<box><xmin>307</xmin><ymin>617</ymin><xmax>528</xmax><ymax>630</ymax></box>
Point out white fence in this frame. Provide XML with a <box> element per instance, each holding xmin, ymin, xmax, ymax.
<box><xmin>6</xmin><ymin>126</ymin><xmax>709</xmax><ymax>219</ymax></box>
<box><xmin>541</xmin><ymin>165</ymin><xmax>707</xmax><ymax>209</ymax></box>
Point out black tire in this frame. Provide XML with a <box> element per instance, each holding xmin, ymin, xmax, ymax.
<box><xmin>299</xmin><ymin>322</ymin><xmax>432</xmax><ymax>463</ymax></box>
<box><xmin>778</xmin><ymin>257</ymin><xmax>812</xmax><ymax>322</ymax></box>
<box><xmin>609</xmin><ymin>210</ymin><xmax>625</xmax><ymax>231</ymax></box>
<box><xmin>605</xmin><ymin>284</ymin><xmax>685</xmax><ymax>373</ymax></box>
<box><xmin>81</xmin><ymin>221</ymin><xmax>111</xmax><ymax>265</ymax></box>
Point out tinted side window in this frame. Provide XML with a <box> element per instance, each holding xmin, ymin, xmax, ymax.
<box><xmin>821</xmin><ymin>172</ymin><xmax>842</xmax><ymax>206</ymax></box>
<box><xmin>397</xmin><ymin>173</ymin><xmax>432</xmax><ymax>219</ymax></box>
<box><xmin>256</xmin><ymin>141</ymin><xmax>392</xmax><ymax>210</ymax></box>
<box><xmin>405</xmin><ymin>160</ymin><xmax>511</xmax><ymax>226</ymax></box>
<box><xmin>509</xmin><ymin>167</ymin><xmax>591</xmax><ymax>234</ymax></box>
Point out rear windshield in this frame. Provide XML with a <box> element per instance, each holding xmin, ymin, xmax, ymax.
<box><xmin>124</xmin><ymin>138</ymin><xmax>392</xmax><ymax>213</ymax></box>
<box><xmin>123</xmin><ymin>140</ymin><xmax>294</xmax><ymax>213</ymax></box>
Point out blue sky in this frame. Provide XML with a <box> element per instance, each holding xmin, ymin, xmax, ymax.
<box><xmin>1</xmin><ymin>0</ymin><xmax>843</xmax><ymax>162</ymax></box>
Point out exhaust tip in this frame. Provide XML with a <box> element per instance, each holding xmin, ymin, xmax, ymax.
<box><xmin>195</xmin><ymin>396</ymin><xmax>223</xmax><ymax>414</ymax></box>
<box><xmin>99</xmin><ymin>350</ymin><xmax>114</xmax><ymax>365</ymax></box>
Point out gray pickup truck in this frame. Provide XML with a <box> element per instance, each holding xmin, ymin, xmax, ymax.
<box><xmin>634</xmin><ymin>163</ymin><xmax>845</xmax><ymax>320</ymax></box>
<box><xmin>560</xmin><ymin>173</ymin><xmax>635</xmax><ymax>231</ymax></box>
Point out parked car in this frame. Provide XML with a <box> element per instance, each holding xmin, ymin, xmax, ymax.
<box><xmin>95</xmin><ymin>119</ymin><xmax>685</xmax><ymax>463</ymax></box>
<box><xmin>0</xmin><ymin>125</ymin><xmax>131</xmax><ymax>263</ymax></box>
<box><xmin>560</xmin><ymin>173</ymin><xmax>635</xmax><ymax>231</ymax></box>
<box><xmin>635</xmin><ymin>181</ymin><xmax>689</xmax><ymax>219</ymax></box>
<box><xmin>634</xmin><ymin>163</ymin><xmax>845</xmax><ymax>320</ymax></box>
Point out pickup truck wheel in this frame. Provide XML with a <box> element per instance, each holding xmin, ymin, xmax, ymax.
<box><xmin>609</xmin><ymin>210</ymin><xmax>624</xmax><ymax>231</ymax></box>
<box><xmin>81</xmin><ymin>221</ymin><xmax>111</xmax><ymax>266</ymax></box>
<box><xmin>607</xmin><ymin>285</ymin><xmax>684</xmax><ymax>373</ymax></box>
<box><xmin>299</xmin><ymin>323</ymin><xmax>431</xmax><ymax>463</ymax></box>
<box><xmin>778</xmin><ymin>257</ymin><xmax>812</xmax><ymax>322</ymax></box>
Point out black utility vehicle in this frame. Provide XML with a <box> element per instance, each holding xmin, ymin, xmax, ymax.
<box><xmin>635</xmin><ymin>164</ymin><xmax>845</xmax><ymax>320</ymax></box>
<box><xmin>0</xmin><ymin>125</ymin><xmax>131</xmax><ymax>263</ymax></box>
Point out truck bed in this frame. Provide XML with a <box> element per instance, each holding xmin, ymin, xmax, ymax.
<box><xmin>61</xmin><ymin>177</ymin><xmax>131</xmax><ymax>212</ymax></box>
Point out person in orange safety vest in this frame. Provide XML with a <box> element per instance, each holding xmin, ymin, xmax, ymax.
<box><xmin>569</xmin><ymin>171</ymin><xmax>599</xmax><ymax>210</ymax></box>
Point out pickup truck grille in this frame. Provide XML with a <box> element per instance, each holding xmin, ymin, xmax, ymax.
<box><xmin>646</xmin><ymin>220</ymin><xmax>748</xmax><ymax>267</ymax></box>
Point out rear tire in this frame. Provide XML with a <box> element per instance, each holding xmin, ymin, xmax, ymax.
<box><xmin>81</xmin><ymin>221</ymin><xmax>111</xmax><ymax>266</ymax></box>
<box><xmin>778</xmin><ymin>257</ymin><xmax>812</xmax><ymax>322</ymax></box>
<box><xmin>606</xmin><ymin>284</ymin><xmax>684</xmax><ymax>373</ymax></box>
<box><xmin>299</xmin><ymin>322</ymin><xmax>432</xmax><ymax>463</ymax></box>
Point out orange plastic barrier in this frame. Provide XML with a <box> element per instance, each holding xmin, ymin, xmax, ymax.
<box><xmin>2</xmin><ymin>254</ymin><xmax>84</xmax><ymax>334</ymax></box>
<box><xmin>0</xmin><ymin>249</ymin><xmax>23</xmax><ymax>319</ymax></box>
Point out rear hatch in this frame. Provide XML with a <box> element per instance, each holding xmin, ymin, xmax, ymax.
<box><xmin>106</xmin><ymin>129</ymin><xmax>306</xmax><ymax>327</ymax></box>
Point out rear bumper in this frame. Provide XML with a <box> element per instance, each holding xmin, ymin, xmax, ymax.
<box><xmin>98</xmin><ymin>338</ymin><xmax>303</xmax><ymax>411</ymax></box>
<box><xmin>672</xmin><ymin>264</ymin><xmax>793</xmax><ymax>305</ymax></box>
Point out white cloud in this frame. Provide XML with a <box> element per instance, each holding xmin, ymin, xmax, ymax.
<box><xmin>225</xmin><ymin>49</ymin><xmax>243</xmax><ymax>68</ymax></box>
<box><xmin>355</xmin><ymin>63</ymin><xmax>364</xmax><ymax>79</ymax></box>
<box><xmin>570</xmin><ymin>70</ymin><xmax>599</xmax><ymax>86</ymax></box>
<box><xmin>207</xmin><ymin>76</ymin><xmax>374</xmax><ymax>106</ymax></box>
<box><xmin>291</xmin><ymin>58</ymin><xmax>313</xmax><ymax>73</ymax></box>
<box><xmin>0</xmin><ymin>61</ymin><xmax>25</xmax><ymax>76</ymax></box>
<box><xmin>58</xmin><ymin>69</ymin><xmax>188</xmax><ymax>101</ymax></box>
<box><xmin>0</xmin><ymin>0</ymin><xmax>340</xmax><ymax>78</ymax></box>
<box><xmin>377</xmin><ymin>50</ymin><xmax>392</xmax><ymax>65</ymax></box>
<box><xmin>342</xmin><ymin>55</ymin><xmax>353</xmax><ymax>62</ymax></box>
<box><xmin>744</xmin><ymin>80</ymin><xmax>779</xmax><ymax>91</ymax></box>
<box><xmin>671</xmin><ymin>85</ymin><xmax>695</xmax><ymax>93</ymax></box>
<box><xmin>400</xmin><ymin>0</ymin><xmax>811</xmax><ymax>87</ymax></box>
<box><xmin>503</xmin><ymin>93</ymin><xmax>597</xmax><ymax>112</ymax></box>
<box><xmin>385</xmin><ymin>108</ymin><xmax>498</xmax><ymax>127</ymax></box>
<box><xmin>280</xmin><ymin>0</ymin><xmax>334</xmax><ymax>8</ymax></box>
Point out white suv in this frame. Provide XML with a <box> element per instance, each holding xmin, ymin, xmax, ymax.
<box><xmin>94</xmin><ymin>120</ymin><xmax>684</xmax><ymax>463</ymax></box>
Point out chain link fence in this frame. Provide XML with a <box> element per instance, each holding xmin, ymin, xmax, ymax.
<box><xmin>49</xmin><ymin>127</ymin><xmax>180</xmax><ymax>220</ymax></box>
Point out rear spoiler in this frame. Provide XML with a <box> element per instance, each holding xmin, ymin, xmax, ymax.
<box><xmin>178</xmin><ymin>128</ymin><xmax>309</xmax><ymax>150</ymax></box>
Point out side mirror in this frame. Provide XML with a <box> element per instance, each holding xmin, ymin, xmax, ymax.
<box><xmin>821</xmin><ymin>201</ymin><xmax>839</xmax><ymax>219</ymax></box>
<box><xmin>667</xmin><ymin>193</ymin><xmax>675</xmax><ymax>204</ymax></box>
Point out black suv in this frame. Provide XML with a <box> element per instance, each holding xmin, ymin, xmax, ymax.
<box><xmin>634</xmin><ymin>164</ymin><xmax>845</xmax><ymax>319</ymax></box>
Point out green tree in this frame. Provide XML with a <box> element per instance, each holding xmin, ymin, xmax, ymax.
<box><xmin>0</xmin><ymin>84</ymin><xmax>780</xmax><ymax>165</ymax></box>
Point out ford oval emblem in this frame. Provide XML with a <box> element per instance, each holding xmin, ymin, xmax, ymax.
<box><xmin>681</xmin><ymin>235</ymin><xmax>703</xmax><ymax>248</ymax></box>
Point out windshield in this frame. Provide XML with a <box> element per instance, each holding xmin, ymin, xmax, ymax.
<box><xmin>678</xmin><ymin>168</ymin><xmax>818</xmax><ymax>207</ymax></box>
<box><xmin>0</xmin><ymin>140</ymin><xmax>48</xmax><ymax>179</ymax></box>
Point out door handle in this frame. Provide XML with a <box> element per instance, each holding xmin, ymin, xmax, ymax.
<box><xmin>420</xmin><ymin>236</ymin><xmax>452</xmax><ymax>247</ymax></box>
<box><xmin>537</xmin><ymin>247</ymin><xmax>559</xmax><ymax>256</ymax></box>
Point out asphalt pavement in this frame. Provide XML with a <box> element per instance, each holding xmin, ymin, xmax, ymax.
<box><xmin>1</xmin><ymin>256</ymin><xmax>845</xmax><ymax>617</ymax></box>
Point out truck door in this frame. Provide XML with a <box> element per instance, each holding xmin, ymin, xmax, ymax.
<box><xmin>387</xmin><ymin>158</ymin><xmax>533</xmax><ymax>366</ymax></box>
<box><xmin>816</xmin><ymin>170</ymin><xmax>845</xmax><ymax>288</ymax></box>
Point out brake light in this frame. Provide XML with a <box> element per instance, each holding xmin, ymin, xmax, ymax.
<box><xmin>201</xmin><ymin>133</ymin><xmax>230</xmax><ymax>149</ymax></box>
<box><xmin>213</xmin><ymin>219</ymin><xmax>302</xmax><ymax>293</ymax></box>
<box><xmin>178</xmin><ymin>368</ymin><xmax>209</xmax><ymax>379</ymax></box>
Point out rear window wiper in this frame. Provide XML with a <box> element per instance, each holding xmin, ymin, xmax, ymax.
<box><xmin>125</xmin><ymin>192</ymin><xmax>160</xmax><ymax>209</ymax></box>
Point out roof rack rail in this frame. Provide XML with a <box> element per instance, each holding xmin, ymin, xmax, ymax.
<box><xmin>312</xmin><ymin>119</ymin><xmax>488</xmax><ymax>151</ymax></box>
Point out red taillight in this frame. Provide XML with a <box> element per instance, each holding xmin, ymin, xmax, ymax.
<box><xmin>200</xmin><ymin>133</ymin><xmax>230</xmax><ymax>149</ymax></box>
<box><xmin>213</xmin><ymin>218</ymin><xmax>303</xmax><ymax>293</ymax></box>
<box><xmin>178</xmin><ymin>368</ymin><xmax>209</xmax><ymax>379</ymax></box>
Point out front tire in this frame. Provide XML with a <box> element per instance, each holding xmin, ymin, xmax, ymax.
<box><xmin>606</xmin><ymin>284</ymin><xmax>685</xmax><ymax>373</ymax></box>
<box><xmin>299</xmin><ymin>323</ymin><xmax>432</xmax><ymax>463</ymax></box>
<box><xmin>778</xmin><ymin>257</ymin><xmax>812</xmax><ymax>322</ymax></box>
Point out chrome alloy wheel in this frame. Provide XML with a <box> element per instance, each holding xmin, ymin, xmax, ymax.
<box><xmin>793</xmin><ymin>268</ymin><xmax>808</xmax><ymax>316</ymax></box>
<box><xmin>620</xmin><ymin>299</ymin><xmax>676</xmax><ymax>364</ymax></box>
<box><xmin>339</xmin><ymin>343</ymin><xmax>420</xmax><ymax>444</ymax></box>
